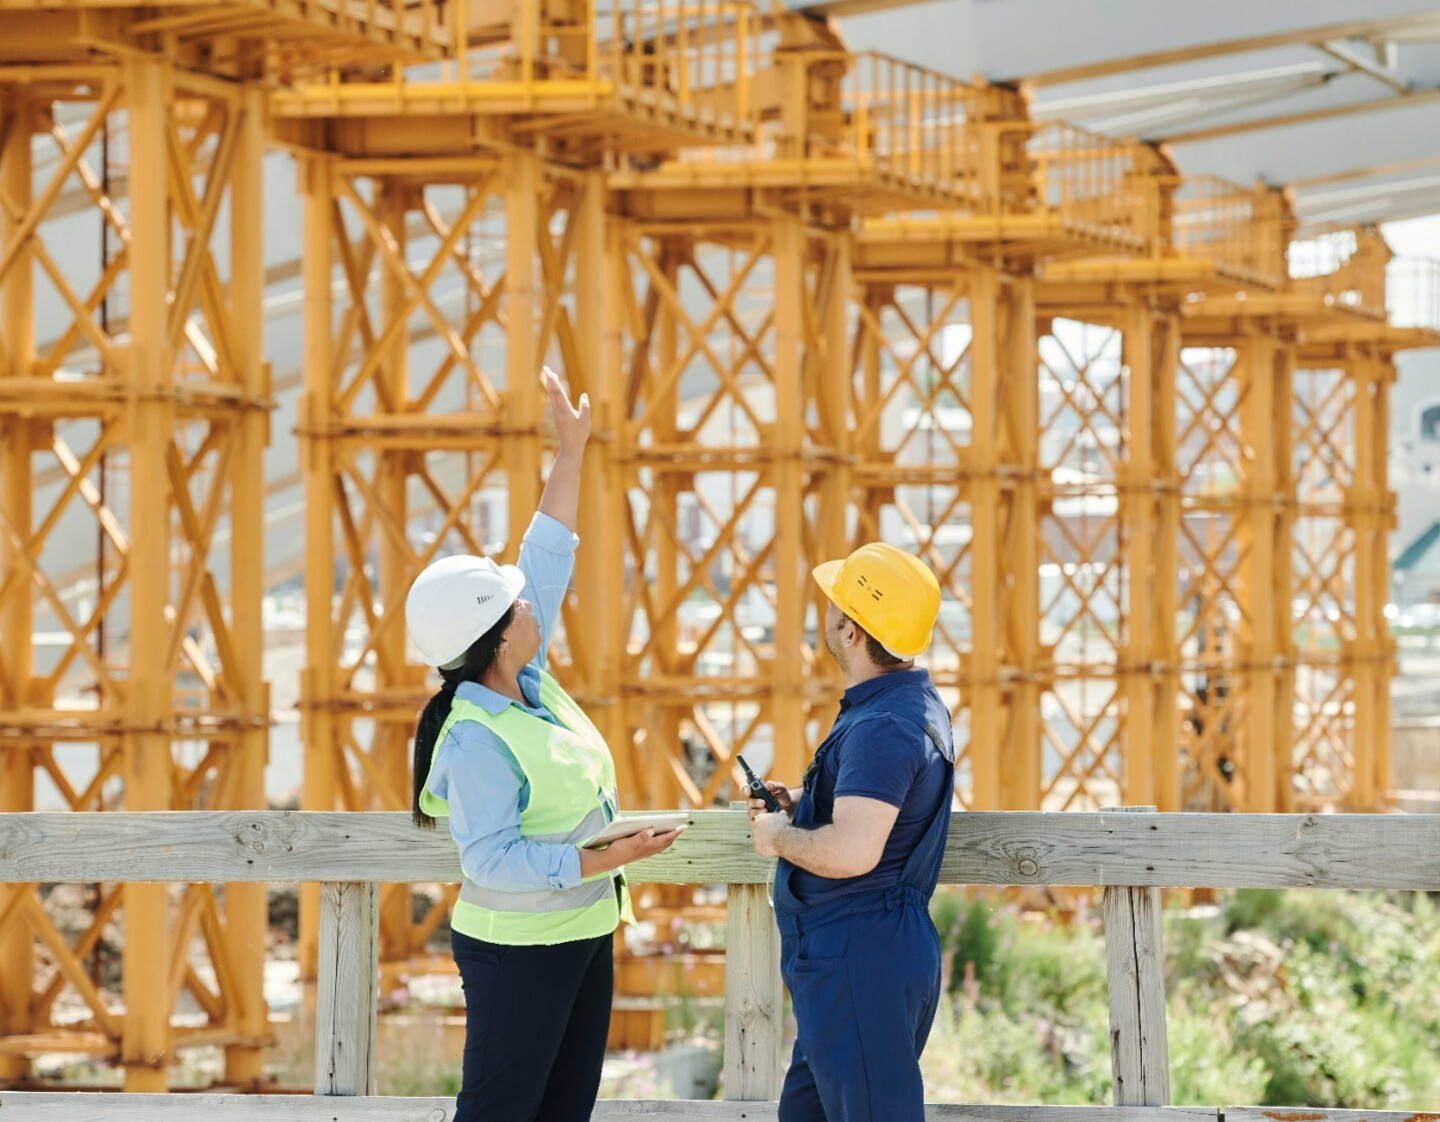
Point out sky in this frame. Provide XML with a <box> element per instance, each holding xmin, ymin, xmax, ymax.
<box><xmin>1384</xmin><ymin>214</ymin><xmax>1440</xmax><ymax>256</ymax></box>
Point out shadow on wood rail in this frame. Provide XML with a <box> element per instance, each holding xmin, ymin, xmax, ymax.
<box><xmin>0</xmin><ymin>807</ymin><xmax>1436</xmax><ymax>1119</ymax></box>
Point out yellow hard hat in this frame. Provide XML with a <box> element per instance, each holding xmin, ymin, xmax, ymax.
<box><xmin>812</xmin><ymin>543</ymin><xmax>941</xmax><ymax>659</ymax></box>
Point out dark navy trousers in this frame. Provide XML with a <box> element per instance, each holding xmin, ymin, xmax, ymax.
<box><xmin>776</xmin><ymin>888</ymin><xmax>942</xmax><ymax>1122</ymax></box>
<box><xmin>450</xmin><ymin>928</ymin><xmax>612</xmax><ymax>1122</ymax></box>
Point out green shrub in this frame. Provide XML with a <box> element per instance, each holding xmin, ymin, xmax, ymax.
<box><xmin>923</xmin><ymin>889</ymin><xmax>1440</xmax><ymax>1109</ymax></box>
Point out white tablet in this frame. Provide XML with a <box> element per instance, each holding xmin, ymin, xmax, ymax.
<box><xmin>584</xmin><ymin>813</ymin><xmax>691</xmax><ymax>849</ymax></box>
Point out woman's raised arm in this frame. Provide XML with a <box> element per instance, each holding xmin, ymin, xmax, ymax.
<box><xmin>536</xmin><ymin>366</ymin><xmax>590</xmax><ymax>533</ymax></box>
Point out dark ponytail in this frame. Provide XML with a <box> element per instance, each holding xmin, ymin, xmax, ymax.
<box><xmin>412</xmin><ymin>604</ymin><xmax>517</xmax><ymax>828</ymax></box>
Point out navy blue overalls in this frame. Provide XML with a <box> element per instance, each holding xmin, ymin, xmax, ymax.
<box><xmin>772</xmin><ymin>686</ymin><xmax>955</xmax><ymax>1122</ymax></box>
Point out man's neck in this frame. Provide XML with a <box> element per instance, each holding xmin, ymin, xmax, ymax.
<box><xmin>843</xmin><ymin>661</ymin><xmax>914</xmax><ymax>691</ymax></box>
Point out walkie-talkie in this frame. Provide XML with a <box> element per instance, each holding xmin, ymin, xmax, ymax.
<box><xmin>737</xmin><ymin>754</ymin><xmax>781</xmax><ymax>812</ymax></box>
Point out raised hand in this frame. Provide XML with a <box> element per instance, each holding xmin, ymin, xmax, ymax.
<box><xmin>543</xmin><ymin>365</ymin><xmax>591</xmax><ymax>456</ymax></box>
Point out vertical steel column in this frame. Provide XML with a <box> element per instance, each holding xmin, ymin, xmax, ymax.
<box><xmin>771</xmin><ymin>213</ymin><xmax>807</xmax><ymax>783</ymax></box>
<box><xmin>1000</xmin><ymin>274</ymin><xmax>1041</xmax><ymax>810</ymax></box>
<box><xmin>816</xmin><ymin>230</ymin><xmax>853</xmax><ymax>709</ymax></box>
<box><xmin>223</xmin><ymin>83</ymin><xmax>268</xmax><ymax>1083</ymax></box>
<box><xmin>1235</xmin><ymin>333</ymin><xmax>1291</xmax><ymax>812</ymax></box>
<box><xmin>121</xmin><ymin>58</ymin><xmax>173</xmax><ymax>1092</ymax></box>
<box><xmin>967</xmin><ymin>264</ymin><xmax>1001</xmax><ymax>809</ymax></box>
<box><xmin>375</xmin><ymin>178</ymin><xmax>411</xmax><ymax>959</ymax></box>
<box><xmin>852</xmin><ymin>283</ymin><xmax>886</xmax><ymax>559</ymax></box>
<box><xmin>1273</xmin><ymin>346</ymin><xmax>1297</xmax><ymax>813</ymax></box>
<box><xmin>1371</xmin><ymin>361</ymin><xmax>1395</xmax><ymax>806</ymax></box>
<box><xmin>298</xmin><ymin>156</ymin><xmax>336</xmax><ymax>981</ymax></box>
<box><xmin>1118</xmin><ymin>300</ymin><xmax>1182</xmax><ymax>807</ymax></box>
<box><xmin>648</xmin><ymin>235</ymin><xmax>682</xmax><ymax>808</ymax></box>
<box><xmin>1236</xmin><ymin>334</ymin><xmax>1275</xmax><ymax>812</ymax></box>
<box><xmin>1151</xmin><ymin>314</ymin><xmax>1181</xmax><ymax>813</ymax></box>
<box><xmin>0</xmin><ymin>87</ymin><xmax>35</xmax><ymax>1085</ymax></box>
<box><xmin>572</xmin><ymin>173</ymin><xmax>629</xmax><ymax>786</ymax></box>
<box><xmin>505</xmin><ymin>151</ymin><xmax>542</xmax><ymax>551</ymax></box>
<box><xmin>1349</xmin><ymin>348</ymin><xmax>1390</xmax><ymax>810</ymax></box>
<box><xmin>1120</xmin><ymin>300</ymin><xmax>1155</xmax><ymax>806</ymax></box>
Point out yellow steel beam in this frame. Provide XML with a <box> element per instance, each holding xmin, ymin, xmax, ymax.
<box><xmin>120</xmin><ymin>56</ymin><xmax>172</xmax><ymax>1093</ymax></box>
<box><xmin>572</xmin><ymin>171</ymin><xmax>628</xmax><ymax>788</ymax></box>
<box><xmin>771</xmin><ymin>212</ymin><xmax>807</xmax><ymax>785</ymax></box>
<box><xmin>1001</xmin><ymin>275</ymin><xmax>1042</xmax><ymax>811</ymax></box>
<box><xmin>375</xmin><ymin>176</ymin><xmax>413</xmax><ymax>960</ymax></box>
<box><xmin>1151</xmin><ymin>313</ymin><xmax>1181</xmax><ymax>814</ymax></box>
<box><xmin>0</xmin><ymin>84</ymin><xmax>36</xmax><ymax>1088</ymax></box>
<box><xmin>967</xmin><ymin>264</ymin><xmax>1001</xmax><ymax>810</ymax></box>
<box><xmin>1349</xmin><ymin>350</ymin><xmax>1383</xmax><ymax>810</ymax></box>
<box><xmin>223</xmin><ymin>81</ymin><xmax>268</xmax><ymax>1084</ymax></box>
<box><xmin>1235</xmin><ymin>334</ymin><xmax>1291</xmax><ymax>813</ymax></box>
<box><xmin>1120</xmin><ymin>299</ymin><xmax>1157</xmax><ymax>808</ymax></box>
<box><xmin>297</xmin><ymin>155</ymin><xmax>336</xmax><ymax>984</ymax></box>
<box><xmin>505</xmin><ymin>151</ymin><xmax>542</xmax><ymax>555</ymax></box>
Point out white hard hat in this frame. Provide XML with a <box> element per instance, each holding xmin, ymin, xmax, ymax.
<box><xmin>405</xmin><ymin>555</ymin><xmax>526</xmax><ymax>669</ymax></box>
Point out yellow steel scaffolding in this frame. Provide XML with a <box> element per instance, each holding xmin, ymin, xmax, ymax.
<box><xmin>1</xmin><ymin>0</ymin><xmax>1437</xmax><ymax>1085</ymax></box>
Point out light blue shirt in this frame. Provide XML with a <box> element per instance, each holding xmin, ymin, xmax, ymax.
<box><xmin>423</xmin><ymin>512</ymin><xmax>587</xmax><ymax>892</ymax></box>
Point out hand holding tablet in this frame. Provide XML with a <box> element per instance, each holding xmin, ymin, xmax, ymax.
<box><xmin>583</xmin><ymin>812</ymin><xmax>692</xmax><ymax>849</ymax></box>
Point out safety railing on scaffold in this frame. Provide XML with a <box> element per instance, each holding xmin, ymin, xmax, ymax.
<box><xmin>1170</xmin><ymin>175</ymin><xmax>1288</xmax><ymax>288</ymax></box>
<box><xmin>1027</xmin><ymin>122</ymin><xmax>1167</xmax><ymax>252</ymax></box>
<box><xmin>635</xmin><ymin>46</ymin><xmax>1011</xmax><ymax>208</ymax></box>
<box><xmin>1386</xmin><ymin>253</ymin><xmax>1440</xmax><ymax>331</ymax></box>
<box><xmin>1287</xmin><ymin>225</ymin><xmax>1390</xmax><ymax>317</ymax></box>
<box><xmin>837</xmin><ymin>51</ymin><xmax>1002</xmax><ymax>202</ymax></box>
<box><xmin>271</xmin><ymin>0</ymin><xmax>760</xmax><ymax>141</ymax></box>
<box><xmin>1</xmin><ymin>807</ymin><xmax>1437</xmax><ymax>1117</ymax></box>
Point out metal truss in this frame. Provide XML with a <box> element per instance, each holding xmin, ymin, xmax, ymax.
<box><xmin>0</xmin><ymin>63</ymin><xmax>268</xmax><ymax>1088</ymax></box>
<box><xmin>604</xmin><ymin>211</ymin><xmax>852</xmax><ymax>804</ymax></box>
<box><xmin>4</xmin><ymin>0</ymin><xmax>1438</xmax><ymax>1084</ymax></box>
<box><xmin>296</xmin><ymin>152</ymin><xmax>605</xmax><ymax>982</ymax></box>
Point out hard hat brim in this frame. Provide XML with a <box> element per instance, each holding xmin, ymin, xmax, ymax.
<box><xmin>497</xmin><ymin>564</ymin><xmax>526</xmax><ymax>603</ymax></box>
<box><xmin>811</xmin><ymin>560</ymin><xmax>846</xmax><ymax>611</ymax></box>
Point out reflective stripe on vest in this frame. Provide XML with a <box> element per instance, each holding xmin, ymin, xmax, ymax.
<box><xmin>421</xmin><ymin>670</ymin><xmax>630</xmax><ymax>945</ymax></box>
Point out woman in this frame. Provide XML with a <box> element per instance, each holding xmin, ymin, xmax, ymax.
<box><xmin>406</xmin><ymin>367</ymin><xmax>683</xmax><ymax>1122</ymax></box>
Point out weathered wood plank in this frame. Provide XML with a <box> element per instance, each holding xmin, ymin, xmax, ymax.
<box><xmin>722</xmin><ymin>882</ymin><xmax>784</xmax><ymax>1100</ymax></box>
<box><xmin>1100</xmin><ymin>809</ymin><xmax>1170</xmax><ymax>1107</ymax></box>
<box><xmin>0</xmin><ymin>810</ymin><xmax>1437</xmax><ymax>891</ymax></box>
<box><xmin>938</xmin><ymin>811</ymin><xmax>1440</xmax><ymax>892</ymax></box>
<box><xmin>1226</xmin><ymin>1109</ymin><xmax>1434</xmax><ymax>1122</ymax></box>
<box><xmin>314</xmin><ymin>882</ymin><xmax>378</xmax><ymax>1096</ymax></box>
<box><xmin>0</xmin><ymin>1093</ymin><xmax>1220</xmax><ymax>1120</ymax></box>
<box><xmin>0</xmin><ymin>810</ymin><xmax>759</xmax><ymax>886</ymax></box>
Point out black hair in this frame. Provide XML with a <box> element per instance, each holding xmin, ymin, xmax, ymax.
<box><xmin>842</xmin><ymin>612</ymin><xmax>908</xmax><ymax>670</ymax></box>
<box><xmin>411</xmin><ymin>604</ymin><xmax>516</xmax><ymax>828</ymax></box>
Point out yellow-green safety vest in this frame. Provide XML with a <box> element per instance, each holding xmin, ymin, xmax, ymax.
<box><xmin>420</xmin><ymin>669</ymin><xmax>633</xmax><ymax>945</ymax></box>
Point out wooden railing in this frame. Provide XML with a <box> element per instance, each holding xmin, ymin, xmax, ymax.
<box><xmin>1</xmin><ymin>807</ymin><xmax>1438</xmax><ymax>1118</ymax></box>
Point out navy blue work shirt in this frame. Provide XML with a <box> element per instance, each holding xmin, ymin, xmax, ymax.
<box><xmin>779</xmin><ymin>668</ymin><xmax>954</xmax><ymax>909</ymax></box>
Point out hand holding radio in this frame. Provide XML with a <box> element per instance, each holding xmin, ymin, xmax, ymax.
<box><xmin>739</xmin><ymin>754</ymin><xmax>796</xmax><ymax>823</ymax></box>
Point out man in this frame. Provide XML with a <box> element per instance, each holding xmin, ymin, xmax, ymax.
<box><xmin>749</xmin><ymin>542</ymin><xmax>954</xmax><ymax>1122</ymax></box>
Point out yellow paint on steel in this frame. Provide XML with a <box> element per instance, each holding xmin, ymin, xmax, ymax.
<box><xmin>1</xmin><ymin>0</ymin><xmax>1431</xmax><ymax>1079</ymax></box>
<box><xmin>0</xmin><ymin>87</ymin><xmax>37</xmax><ymax>1088</ymax></box>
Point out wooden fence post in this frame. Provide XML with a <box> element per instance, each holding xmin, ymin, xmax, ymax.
<box><xmin>1101</xmin><ymin>806</ymin><xmax>1170</xmax><ymax>1106</ymax></box>
<box><xmin>313</xmin><ymin>881</ymin><xmax>379</xmax><ymax>1095</ymax></box>
<box><xmin>723</xmin><ymin>804</ymin><xmax>784</xmax><ymax>1100</ymax></box>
